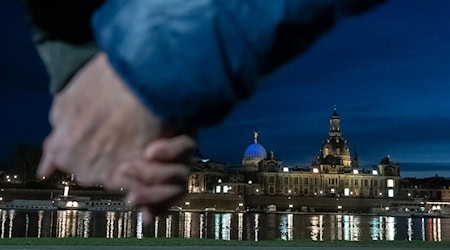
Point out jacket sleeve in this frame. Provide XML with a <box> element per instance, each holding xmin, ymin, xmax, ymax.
<box><xmin>92</xmin><ymin>0</ymin><xmax>384</xmax><ymax>129</ymax></box>
<box><xmin>18</xmin><ymin>0</ymin><xmax>104</xmax><ymax>93</ymax></box>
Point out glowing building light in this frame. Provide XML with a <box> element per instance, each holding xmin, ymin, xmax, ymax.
<box><xmin>283</xmin><ymin>167</ymin><xmax>289</xmax><ymax>172</ymax></box>
<box><xmin>63</xmin><ymin>186</ymin><xmax>69</xmax><ymax>197</ymax></box>
<box><xmin>387</xmin><ymin>179</ymin><xmax>394</xmax><ymax>188</ymax></box>
<box><xmin>388</xmin><ymin>189</ymin><xmax>394</xmax><ymax>198</ymax></box>
<box><xmin>312</xmin><ymin>168</ymin><xmax>319</xmax><ymax>173</ymax></box>
<box><xmin>344</xmin><ymin>188</ymin><xmax>350</xmax><ymax>196</ymax></box>
<box><xmin>372</xmin><ymin>170</ymin><xmax>378</xmax><ymax>175</ymax></box>
<box><xmin>352</xmin><ymin>169</ymin><xmax>359</xmax><ymax>174</ymax></box>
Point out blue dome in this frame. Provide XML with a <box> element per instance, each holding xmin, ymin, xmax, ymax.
<box><xmin>243</xmin><ymin>143</ymin><xmax>267</xmax><ymax>161</ymax></box>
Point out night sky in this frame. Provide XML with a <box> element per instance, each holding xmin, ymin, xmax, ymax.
<box><xmin>1</xmin><ymin>0</ymin><xmax>450</xmax><ymax>176</ymax></box>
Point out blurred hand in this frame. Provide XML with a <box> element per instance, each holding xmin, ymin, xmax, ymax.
<box><xmin>38</xmin><ymin>53</ymin><xmax>172</xmax><ymax>189</ymax></box>
<box><xmin>117</xmin><ymin>135</ymin><xmax>196</xmax><ymax>224</ymax></box>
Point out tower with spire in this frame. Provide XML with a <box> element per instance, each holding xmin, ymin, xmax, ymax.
<box><xmin>313</xmin><ymin>107</ymin><xmax>353</xmax><ymax>173</ymax></box>
<box><xmin>329</xmin><ymin>106</ymin><xmax>341</xmax><ymax>137</ymax></box>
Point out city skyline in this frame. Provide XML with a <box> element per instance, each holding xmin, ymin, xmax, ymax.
<box><xmin>1</xmin><ymin>0</ymin><xmax>450</xmax><ymax>177</ymax></box>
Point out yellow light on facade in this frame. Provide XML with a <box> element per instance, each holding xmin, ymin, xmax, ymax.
<box><xmin>344</xmin><ymin>188</ymin><xmax>350</xmax><ymax>196</ymax></box>
<box><xmin>387</xmin><ymin>179</ymin><xmax>394</xmax><ymax>188</ymax></box>
<box><xmin>63</xmin><ymin>185</ymin><xmax>69</xmax><ymax>197</ymax></box>
<box><xmin>388</xmin><ymin>189</ymin><xmax>394</xmax><ymax>198</ymax></box>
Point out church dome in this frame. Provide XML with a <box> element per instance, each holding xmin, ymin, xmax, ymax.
<box><xmin>243</xmin><ymin>143</ymin><xmax>267</xmax><ymax>161</ymax></box>
<box><xmin>242</xmin><ymin>132</ymin><xmax>267</xmax><ymax>168</ymax></box>
<box><xmin>321</xmin><ymin>137</ymin><xmax>350</xmax><ymax>156</ymax></box>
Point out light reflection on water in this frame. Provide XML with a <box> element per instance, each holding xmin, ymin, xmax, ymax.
<box><xmin>0</xmin><ymin>209</ymin><xmax>449</xmax><ymax>242</ymax></box>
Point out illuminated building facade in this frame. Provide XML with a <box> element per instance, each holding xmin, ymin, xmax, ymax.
<box><xmin>188</xmin><ymin>108</ymin><xmax>401</xmax><ymax>199</ymax></box>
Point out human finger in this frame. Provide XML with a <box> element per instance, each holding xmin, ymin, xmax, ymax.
<box><xmin>139</xmin><ymin>206</ymin><xmax>154</xmax><ymax>226</ymax></box>
<box><xmin>144</xmin><ymin>135</ymin><xmax>196</xmax><ymax>163</ymax></box>
<box><xmin>126</xmin><ymin>184</ymin><xmax>185</xmax><ymax>208</ymax></box>
<box><xmin>119</xmin><ymin>161</ymin><xmax>190</xmax><ymax>186</ymax></box>
<box><xmin>37</xmin><ymin>134</ymin><xmax>58</xmax><ymax>179</ymax></box>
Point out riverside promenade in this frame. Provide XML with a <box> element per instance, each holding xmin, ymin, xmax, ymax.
<box><xmin>0</xmin><ymin>247</ymin><xmax>440</xmax><ymax>250</ymax></box>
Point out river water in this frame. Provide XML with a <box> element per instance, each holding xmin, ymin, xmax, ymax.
<box><xmin>0</xmin><ymin>209</ymin><xmax>448</xmax><ymax>241</ymax></box>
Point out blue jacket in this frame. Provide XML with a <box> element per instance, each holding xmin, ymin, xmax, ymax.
<box><xmin>89</xmin><ymin>0</ymin><xmax>383</xmax><ymax>129</ymax></box>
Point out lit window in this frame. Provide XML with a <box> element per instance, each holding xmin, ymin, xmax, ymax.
<box><xmin>372</xmin><ymin>170</ymin><xmax>378</xmax><ymax>175</ymax></box>
<box><xmin>388</xmin><ymin>189</ymin><xmax>394</xmax><ymax>198</ymax></box>
<box><xmin>353</xmin><ymin>169</ymin><xmax>359</xmax><ymax>174</ymax></box>
<box><xmin>283</xmin><ymin>167</ymin><xmax>289</xmax><ymax>172</ymax></box>
<box><xmin>215</xmin><ymin>186</ymin><xmax>221</xmax><ymax>193</ymax></box>
<box><xmin>223</xmin><ymin>186</ymin><xmax>229</xmax><ymax>193</ymax></box>
<box><xmin>344</xmin><ymin>188</ymin><xmax>350</xmax><ymax>196</ymax></box>
<box><xmin>387</xmin><ymin>179</ymin><xmax>394</xmax><ymax>188</ymax></box>
<box><xmin>313</xmin><ymin>168</ymin><xmax>319</xmax><ymax>173</ymax></box>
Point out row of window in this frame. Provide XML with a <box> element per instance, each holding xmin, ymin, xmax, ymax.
<box><xmin>266</xmin><ymin>186</ymin><xmax>385</xmax><ymax>197</ymax></box>
<box><xmin>267</xmin><ymin>176</ymin><xmax>393</xmax><ymax>188</ymax></box>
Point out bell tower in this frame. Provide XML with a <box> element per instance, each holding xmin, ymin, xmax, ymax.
<box><xmin>329</xmin><ymin>106</ymin><xmax>341</xmax><ymax>137</ymax></box>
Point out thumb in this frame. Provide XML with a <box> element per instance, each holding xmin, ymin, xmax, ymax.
<box><xmin>37</xmin><ymin>135</ymin><xmax>58</xmax><ymax>180</ymax></box>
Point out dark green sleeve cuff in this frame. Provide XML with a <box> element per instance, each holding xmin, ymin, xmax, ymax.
<box><xmin>36</xmin><ymin>40</ymin><xmax>97</xmax><ymax>94</ymax></box>
<box><xmin>18</xmin><ymin>0</ymin><xmax>103</xmax><ymax>94</ymax></box>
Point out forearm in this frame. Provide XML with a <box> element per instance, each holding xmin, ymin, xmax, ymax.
<box><xmin>92</xmin><ymin>0</ymin><xmax>384</xmax><ymax>129</ymax></box>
